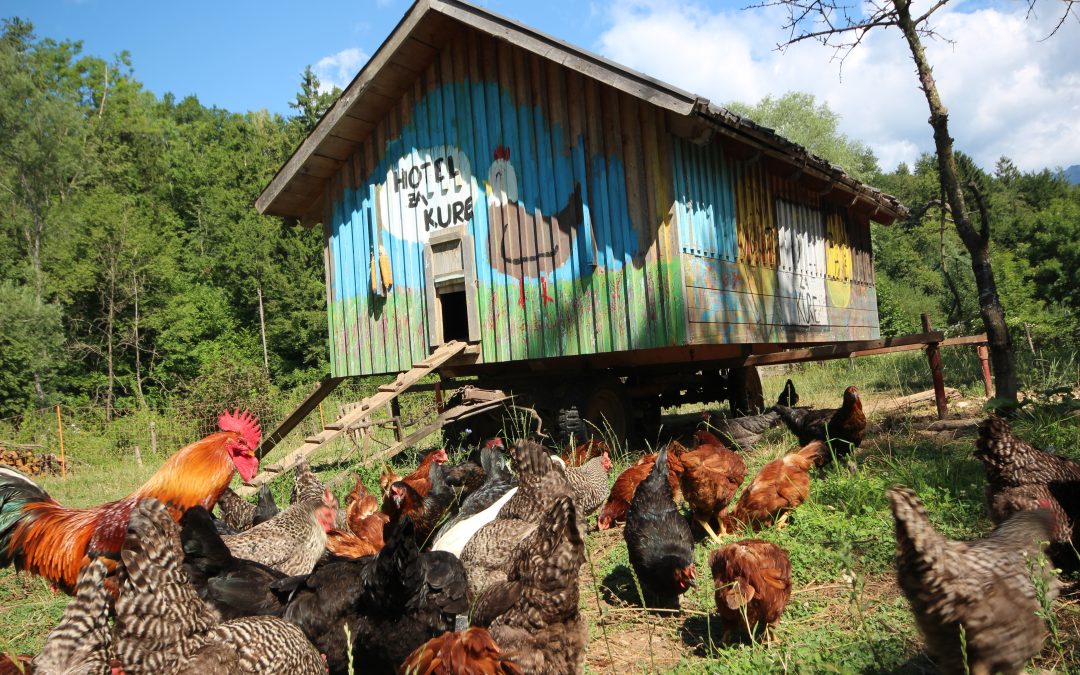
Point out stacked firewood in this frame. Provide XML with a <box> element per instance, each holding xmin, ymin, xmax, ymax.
<box><xmin>0</xmin><ymin>447</ymin><xmax>62</xmax><ymax>476</ymax></box>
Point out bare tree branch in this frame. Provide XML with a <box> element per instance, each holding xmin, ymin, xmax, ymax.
<box><xmin>1039</xmin><ymin>0</ymin><xmax>1079</xmax><ymax>39</ymax></box>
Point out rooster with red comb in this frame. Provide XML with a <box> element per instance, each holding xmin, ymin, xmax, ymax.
<box><xmin>0</xmin><ymin>409</ymin><xmax>261</xmax><ymax>592</ymax></box>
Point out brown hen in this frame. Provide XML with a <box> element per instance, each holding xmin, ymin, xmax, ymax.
<box><xmin>400</xmin><ymin>627</ymin><xmax>523</xmax><ymax>675</ymax></box>
<box><xmin>345</xmin><ymin>479</ymin><xmax>379</xmax><ymax>536</ymax></box>
<box><xmin>681</xmin><ymin>434</ymin><xmax>747</xmax><ymax>542</ymax></box>
<box><xmin>709</xmin><ymin>539</ymin><xmax>792</xmax><ymax>641</ymax></box>
<box><xmin>402</xmin><ymin>448</ymin><xmax>450</xmax><ymax>498</ymax></box>
<box><xmin>719</xmin><ymin>441</ymin><xmax>821</xmax><ymax>533</ymax></box>
<box><xmin>889</xmin><ymin>486</ymin><xmax>1059</xmax><ymax>675</ymax></box>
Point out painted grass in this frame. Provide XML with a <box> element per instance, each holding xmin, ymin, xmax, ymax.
<box><xmin>3</xmin><ymin>352</ymin><xmax>1079</xmax><ymax>673</ymax></box>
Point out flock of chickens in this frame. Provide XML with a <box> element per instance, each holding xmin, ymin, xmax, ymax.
<box><xmin>0</xmin><ymin>383</ymin><xmax>1078</xmax><ymax>674</ymax></box>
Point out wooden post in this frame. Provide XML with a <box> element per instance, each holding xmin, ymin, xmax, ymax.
<box><xmin>976</xmin><ymin>344</ymin><xmax>994</xmax><ymax>398</ymax></box>
<box><xmin>390</xmin><ymin>397</ymin><xmax>404</xmax><ymax>443</ymax></box>
<box><xmin>922</xmin><ymin>314</ymin><xmax>948</xmax><ymax>420</ymax></box>
<box><xmin>55</xmin><ymin>405</ymin><xmax>66</xmax><ymax>479</ymax></box>
<box><xmin>149</xmin><ymin>420</ymin><xmax>158</xmax><ymax>455</ymax></box>
<box><xmin>133</xmin><ymin>444</ymin><xmax>143</xmax><ymax>467</ymax></box>
<box><xmin>434</xmin><ymin>379</ymin><xmax>445</xmax><ymax>414</ymax></box>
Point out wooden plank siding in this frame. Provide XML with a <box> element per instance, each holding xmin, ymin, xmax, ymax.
<box><xmin>321</xmin><ymin>26</ymin><xmax>878</xmax><ymax>377</ymax></box>
<box><xmin>673</xmin><ymin>136</ymin><xmax>878</xmax><ymax>345</ymax></box>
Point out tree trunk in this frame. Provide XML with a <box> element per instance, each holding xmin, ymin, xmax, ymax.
<box><xmin>893</xmin><ymin>0</ymin><xmax>1019</xmax><ymax>403</ymax></box>
<box><xmin>131</xmin><ymin>271</ymin><xmax>146</xmax><ymax>409</ymax></box>
<box><xmin>257</xmin><ymin>283</ymin><xmax>270</xmax><ymax>380</ymax></box>
<box><xmin>105</xmin><ymin>272</ymin><xmax>115</xmax><ymax>422</ymax></box>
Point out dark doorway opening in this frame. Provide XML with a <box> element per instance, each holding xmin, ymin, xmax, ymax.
<box><xmin>439</xmin><ymin>290</ymin><xmax>469</xmax><ymax>342</ymax></box>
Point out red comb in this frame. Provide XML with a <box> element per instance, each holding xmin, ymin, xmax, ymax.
<box><xmin>218</xmin><ymin>409</ymin><xmax>261</xmax><ymax>450</ymax></box>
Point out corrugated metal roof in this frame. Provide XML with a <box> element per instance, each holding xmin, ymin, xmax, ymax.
<box><xmin>256</xmin><ymin>0</ymin><xmax>906</xmax><ymax>224</ymax></box>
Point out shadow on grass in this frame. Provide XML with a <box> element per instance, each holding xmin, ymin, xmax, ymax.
<box><xmin>600</xmin><ymin>564</ymin><xmax>642</xmax><ymax>607</ymax></box>
<box><xmin>679</xmin><ymin>612</ymin><xmax>725</xmax><ymax>657</ymax></box>
<box><xmin>863</xmin><ymin>653</ymin><xmax>937</xmax><ymax>674</ymax></box>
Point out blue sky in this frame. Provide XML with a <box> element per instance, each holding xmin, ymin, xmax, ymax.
<box><xmin>5</xmin><ymin>0</ymin><xmax>1079</xmax><ymax>172</ymax></box>
<box><xmin>3</xmin><ymin>0</ymin><xmax>613</xmax><ymax>116</ymax></box>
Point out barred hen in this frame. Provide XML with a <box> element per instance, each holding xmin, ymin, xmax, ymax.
<box><xmin>459</xmin><ymin>440</ymin><xmax>574</xmax><ymax>599</ymax></box>
<box><xmin>888</xmin><ymin>486</ymin><xmax>1059</xmax><ymax>675</ymax></box>
<box><xmin>215</xmin><ymin>487</ymin><xmax>256</xmax><ymax>533</ymax></box>
<box><xmin>719</xmin><ymin>441</ymin><xmax>821</xmax><ymax>533</ymax></box>
<box><xmin>561</xmin><ymin>451</ymin><xmax>612</xmax><ymax>516</ymax></box>
<box><xmin>289</xmin><ymin>460</ymin><xmax>326</xmax><ymax>505</ymax></box>
<box><xmin>974</xmin><ymin>415</ymin><xmax>1080</xmax><ymax>570</ymax></box>
<box><xmin>473</xmin><ymin>495</ymin><xmax>587</xmax><ymax>674</ymax></box>
<box><xmin>624</xmin><ymin>447</ymin><xmax>696</xmax><ymax>610</ymax></box>
<box><xmin>401</xmin><ymin>627</ymin><xmax>523</xmax><ymax>675</ymax></box>
<box><xmin>705</xmin><ymin>379</ymin><xmax>799</xmax><ymax>450</ymax></box>
<box><xmin>113</xmin><ymin>499</ymin><xmax>324</xmax><ymax>675</ymax></box>
<box><xmin>220</xmin><ymin>492</ymin><xmax>335</xmax><ymax>575</ymax></box>
<box><xmin>774</xmin><ymin>385</ymin><xmax>865</xmax><ymax>465</ymax></box>
<box><xmin>709</xmin><ymin>539</ymin><xmax>791</xmax><ymax>641</ymax></box>
<box><xmin>29</xmin><ymin>558</ymin><xmax>113</xmax><ymax>674</ymax></box>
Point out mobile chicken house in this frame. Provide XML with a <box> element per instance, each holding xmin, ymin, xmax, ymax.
<box><xmin>257</xmin><ymin>0</ymin><xmax>909</xmax><ymax>444</ymax></box>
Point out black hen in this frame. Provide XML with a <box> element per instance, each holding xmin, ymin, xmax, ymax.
<box><xmin>275</xmin><ymin>518</ymin><xmax>470</xmax><ymax>675</ymax></box>
<box><xmin>774</xmin><ymin>385</ymin><xmax>866</xmax><ymax>465</ymax></box>
<box><xmin>252</xmin><ymin>484</ymin><xmax>280</xmax><ymax>526</ymax></box>
<box><xmin>180</xmin><ymin>505</ymin><xmax>288</xmax><ymax>620</ymax></box>
<box><xmin>433</xmin><ymin>446</ymin><xmax>517</xmax><ymax>542</ymax></box>
<box><xmin>624</xmin><ymin>446</ymin><xmax>697</xmax><ymax>610</ymax></box>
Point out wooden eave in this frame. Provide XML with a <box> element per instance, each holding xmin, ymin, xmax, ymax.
<box><xmin>256</xmin><ymin>0</ymin><xmax>907</xmax><ymax>226</ymax></box>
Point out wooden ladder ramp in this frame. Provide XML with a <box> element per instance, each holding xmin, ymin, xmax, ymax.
<box><xmin>235</xmin><ymin>340</ymin><xmax>468</xmax><ymax>497</ymax></box>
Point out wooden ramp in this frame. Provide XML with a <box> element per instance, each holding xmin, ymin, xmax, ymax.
<box><xmin>236</xmin><ymin>340</ymin><xmax>467</xmax><ymax>496</ymax></box>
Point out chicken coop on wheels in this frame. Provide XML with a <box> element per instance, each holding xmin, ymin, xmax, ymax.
<box><xmin>255</xmin><ymin>0</ymin><xmax>918</xmax><ymax>455</ymax></box>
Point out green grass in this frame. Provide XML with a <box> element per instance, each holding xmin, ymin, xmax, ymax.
<box><xmin>3</xmin><ymin>354</ymin><xmax>1079</xmax><ymax>673</ymax></box>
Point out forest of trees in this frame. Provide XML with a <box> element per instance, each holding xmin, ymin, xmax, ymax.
<box><xmin>1</xmin><ymin>18</ymin><xmax>1077</xmax><ymax>419</ymax></box>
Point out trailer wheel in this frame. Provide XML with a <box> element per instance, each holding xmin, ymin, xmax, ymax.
<box><xmin>556</xmin><ymin>406</ymin><xmax>586</xmax><ymax>446</ymax></box>
<box><xmin>727</xmin><ymin>365</ymin><xmax>765</xmax><ymax>415</ymax></box>
<box><xmin>584</xmin><ymin>378</ymin><xmax>633</xmax><ymax>446</ymax></box>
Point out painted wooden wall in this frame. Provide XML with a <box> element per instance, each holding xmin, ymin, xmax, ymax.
<box><xmin>323</xmin><ymin>27</ymin><xmax>880</xmax><ymax>377</ymax></box>
<box><xmin>324</xmin><ymin>29</ymin><xmax>687</xmax><ymax>377</ymax></box>
<box><xmin>672</xmin><ymin>137</ymin><xmax>879</xmax><ymax>344</ymax></box>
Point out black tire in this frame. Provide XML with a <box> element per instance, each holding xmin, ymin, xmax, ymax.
<box><xmin>557</xmin><ymin>406</ymin><xmax>586</xmax><ymax>446</ymax></box>
<box><xmin>583</xmin><ymin>378</ymin><xmax>633</xmax><ymax>447</ymax></box>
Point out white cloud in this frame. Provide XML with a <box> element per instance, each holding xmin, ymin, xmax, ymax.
<box><xmin>595</xmin><ymin>0</ymin><xmax>1080</xmax><ymax>172</ymax></box>
<box><xmin>314</xmin><ymin>47</ymin><xmax>369</xmax><ymax>93</ymax></box>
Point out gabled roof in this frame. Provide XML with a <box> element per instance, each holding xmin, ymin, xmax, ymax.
<box><xmin>256</xmin><ymin>0</ymin><xmax>906</xmax><ymax>225</ymax></box>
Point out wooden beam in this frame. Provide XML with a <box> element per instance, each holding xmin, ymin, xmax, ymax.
<box><xmin>257</xmin><ymin>377</ymin><xmax>344</xmax><ymax>459</ymax></box>
<box><xmin>939</xmin><ymin>334</ymin><xmax>988</xmax><ymax>347</ymax></box>
<box><xmin>742</xmin><ymin>332</ymin><xmax>943</xmax><ymax>367</ymax></box>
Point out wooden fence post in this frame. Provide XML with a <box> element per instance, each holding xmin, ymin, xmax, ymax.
<box><xmin>922</xmin><ymin>314</ymin><xmax>948</xmax><ymax>420</ymax></box>
<box><xmin>55</xmin><ymin>405</ymin><xmax>66</xmax><ymax>479</ymax></box>
<box><xmin>976</xmin><ymin>344</ymin><xmax>994</xmax><ymax>398</ymax></box>
<box><xmin>149</xmin><ymin>420</ymin><xmax>158</xmax><ymax>456</ymax></box>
